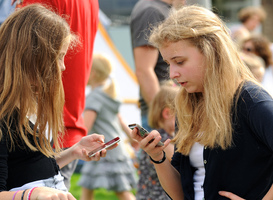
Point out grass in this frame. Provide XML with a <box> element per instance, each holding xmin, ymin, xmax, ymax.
<box><xmin>70</xmin><ymin>173</ymin><xmax>136</xmax><ymax>200</ymax></box>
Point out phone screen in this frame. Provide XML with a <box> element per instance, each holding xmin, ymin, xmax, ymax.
<box><xmin>88</xmin><ymin>137</ymin><xmax>120</xmax><ymax>157</ymax></box>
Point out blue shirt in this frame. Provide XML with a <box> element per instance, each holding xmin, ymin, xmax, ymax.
<box><xmin>0</xmin><ymin>0</ymin><xmax>15</xmax><ymax>25</ymax></box>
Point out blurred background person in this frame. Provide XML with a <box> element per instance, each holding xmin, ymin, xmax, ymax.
<box><xmin>240</xmin><ymin>34</ymin><xmax>273</xmax><ymax>96</ymax></box>
<box><xmin>240</xmin><ymin>51</ymin><xmax>265</xmax><ymax>83</ymax></box>
<box><xmin>78</xmin><ymin>53</ymin><xmax>137</xmax><ymax>200</ymax></box>
<box><xmin>136</xmin><ymin>80</ymin><xmax>178</xmax><ymax>200</ymax></box>
<box><xmin>230</xmin><ymin>6</ymin><xmax>266</xmax><ymax>46</ymax></box>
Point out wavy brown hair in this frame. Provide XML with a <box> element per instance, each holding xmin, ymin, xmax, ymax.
<box><xmin>149</xmin><ymin>5</ymin><xmax>257</xmax><ymax>155</ymax></box>
<box><xmin>0</xmin><ymin>4</ymin><xmax>75</xmax><ymax>157</ymax></box>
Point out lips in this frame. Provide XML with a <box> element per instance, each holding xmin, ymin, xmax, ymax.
<box><xmin>180</xmin><ymin>82</ymin><xmax>187</xmax><ymax>87</ymax></box>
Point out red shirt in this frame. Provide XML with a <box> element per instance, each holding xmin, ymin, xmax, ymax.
<box><xmin>22</xmin><ymin>0</ymin><xmax>99</xmax><ymax>147</ymax></box>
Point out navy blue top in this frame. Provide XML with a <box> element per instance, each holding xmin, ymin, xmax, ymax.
<box><xmin>171</xmin><ymin>81</ymin><xmax>273</xmax><ymax>200</ymax></box>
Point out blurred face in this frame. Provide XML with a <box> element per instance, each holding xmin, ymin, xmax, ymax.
<box><xmin>58</xmin><ymin>42</ymin><xmax>69</xmax><ymax>71</ymax></box>
<box><xmin>245</xmin><ymin>14</ymin><xmax>261</xmax><ymax>31</ymax></box>
<box><xmin>242</xmin><ymin>41</ymin><xmax>255</xmax><ymax>54</ymax></box>
<box><xmin>160</xmin><ymin>40</ymin><xmax>206</xmax><ymax>93</ymax></box>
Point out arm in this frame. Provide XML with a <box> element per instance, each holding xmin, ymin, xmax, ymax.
<box><xmin>134</xmin><ymin>46</ymin><xmax>160</xmax><ymax>106</ymax></box>
<box><xmin>117</xmin><ymin>114</ymin><xmax>139</xmax><ymax>150</ymax></box>
<box><xmin>0</xmin><ymin>187</ymin><xmax>75</xmax><ymax>200</ymax></box>
<box><xmin>131</xmin><ymin>128</ymin><xmax>184</xmax><ymax>199</ymax></box>
<box><xmin>56</xmin><ymin>110</ymin><xmax>118</xmax><ymax>168</ymax></box>
<box><xmin>83</xmin><ymin>110</ymin><xmax>97</xmax><ymax>132</ymax></box>
<box><xmin>164</xmin><ymin>142</ymin><xmax>174</xmax><ymax>162</ymax></box>
<box><xmin>219</xmin><ymin>184</ymin><xmax>273</xmax><ymax>200</ymax></box>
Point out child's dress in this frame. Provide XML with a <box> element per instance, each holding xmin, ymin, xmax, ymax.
<box><xmin>78</xmin><ymin>86</ymin><xmax>137</xmax><ymax>192</ymax></box>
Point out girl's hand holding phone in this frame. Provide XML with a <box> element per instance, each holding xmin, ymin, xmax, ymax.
<box><xmin>130</xmin><ymin>127</ymin><xmax>171</xmax><ymax>162</ymax></box>
<box><xmin>69</xmin><ymin>134</ymin><xmax>119</xmax><ymax>162</ymax></box>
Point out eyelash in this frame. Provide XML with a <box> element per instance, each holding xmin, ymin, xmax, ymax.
<box><xmin>177</xmin><ymin>61</ymin><xmax>184</xmax><ymax>65</ymax></box>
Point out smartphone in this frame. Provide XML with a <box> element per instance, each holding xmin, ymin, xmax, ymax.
<box><xmin>88</xmin><ymin>137</ymin><xmax>120</xmax><ymax>157</ymax></box>
<box><xmin>128</xmin><ymin>123</ymin><xmax>164</xmax><ymax>147</ymax></box>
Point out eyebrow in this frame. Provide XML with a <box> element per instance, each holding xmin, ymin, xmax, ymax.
<box><xmin>171</xmin><ymin>56</ymin><xmax>185</xmax><ymax>60</ymax></box>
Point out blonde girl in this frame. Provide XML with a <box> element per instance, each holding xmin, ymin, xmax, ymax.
<box><xmin>78</xmin><ymin>53</ymin><xmax>137</xmax><ymax>200</ymax></box>
<box><xmin>132</xmin><ymin>5</ymin><xmax>273</xmax><ymax>200</ymax></box>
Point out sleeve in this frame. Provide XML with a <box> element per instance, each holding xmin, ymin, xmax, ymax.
<box><xmin>0</xmin><ymin>133</ymin><xmax>8</xmax><ymax>191</ymax></box>
<box><xmin>171</xmin><ymin>151</ymin><xmax>182</xmax><ymax>173</ymax></box>
<box><xmin>248</xmin><ymin>99</ymin><xmax>273</xmax><ymax>152</ymax></box>
<box><xmin>131</xmin><ymin>7</ymin><xmax>166</xmax><ymax>48</ymax></box>
<box><xmin>84</xmin><ymin>92</ymin><xmax>103</xmax><ymax>113</ymax></box>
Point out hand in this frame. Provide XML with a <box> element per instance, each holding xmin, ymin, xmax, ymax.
<box><xmin>219</xmin><ymin>191</ymin><xmax>245</xmax><ymax>200</ymax></box>
<box><xmin>71</xmin><ymin>134</ymin><xmax>118</xmax><ymax>162</ymax></box>
<box><xmin>130</xmin><ymin>138</ymin><xmax>140</xmax><ymax>150</ymax></box>
<box><xmin>131</xmin><ymin>128</ymin><xmax>171</xmax><ymax>161</ymax></box>
<box><xmin>31</xmin><ymin>187</ymin><xmax>75</xmax><ymax>200</ymax></box>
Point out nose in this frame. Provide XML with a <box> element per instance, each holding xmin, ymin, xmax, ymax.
<box><xmin>169</xmin><ymin>65</ymin><xmax>180</xmax><ymax>79</ymax></box>
<box><xmin>61</xmin><ymin>64</ymin><xmax>66</xmax><ymax>71</ymax></box>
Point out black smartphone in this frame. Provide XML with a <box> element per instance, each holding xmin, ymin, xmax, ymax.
<box><xmin>128</xmin><ymin>123</ymin><xmax>164</xmax><ymax>147</ymax></box>
<box><xmin>88</xmin><ymin>137</ymin><xmax>120</xmax><ymax>157</ymax></box>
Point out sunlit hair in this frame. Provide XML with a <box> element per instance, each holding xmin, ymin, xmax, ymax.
<box><xmin>238</xmin><ymin>6</ymin><xmax>267</xmax><ymax>23</ymax></box>
<box><xmin>241</xmin><ymin>34</ymin><xmax>273</xmax><ymax>68</ymax></box>
<box><xmin>0</xmin><ymin>4</ymin><xmax>76</xmax><ymax>157</ymax></box>
<box><xmin>149</xmin><ymin>5</ymin><xmax>257</xmax><ymax>155</ymax></box>
<box><xmin>148</xmin><ymin>80</ymin><xmax>178</xmax><ymax>129</ymax></box>
<box><xmin>88</xmin><ymin>53</ymin><xmax>117</xmax><ymax>99</ymax></box>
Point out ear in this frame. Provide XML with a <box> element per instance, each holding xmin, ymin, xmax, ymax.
<box><xmin>162</xmin><ymin>107</ymin><xmax>171</xmax><ymax>120</ymax></box>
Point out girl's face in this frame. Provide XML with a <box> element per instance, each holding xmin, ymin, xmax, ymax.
<box><xmin>160</xmin><ymin>40</ymin><xmax>206</xmax><ymax>93</ymax></box>
<box><xmin>246</xmin><ymin>14</ymin><xmax>261</xmax><ymax>31</ymax></box>
<box><xmin>242</xmin><ymin>40</ymin><xmax>255</xmax><ymax>54</ymax></box>
<box><xmin>58</xmin><ymin>42</ymin><xmax>69</xmax><ymax>71</ymax></box>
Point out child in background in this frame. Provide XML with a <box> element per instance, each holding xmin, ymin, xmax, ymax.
<box><xmin>78</xmin><ymin>53</ymin><xmax>137</xmax><ymax>200</ymax></box>
<box><xmin>240</xmin><ymin>52</ymin><xmax>265</xmax><ymax>82</ymax></box>
<box><xmin>136</xmin><ymin>81</ymin><xmax>178</xmax><ymax>200</ymax></box>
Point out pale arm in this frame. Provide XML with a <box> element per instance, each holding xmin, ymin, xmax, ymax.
<box><xmin>117</xmin><ymin>113</ymin><xmax>139</xmax><ymax>149</ymax></box>
<box><xmin>0</xmin><ymin>187</ymin><xmax>75</xmax><ymax>200</ymax></box>
<box><xmin>134</xmin><ymin>46</ymin><xmax>160</xmax><ymax>106</ymax></box>
<box><xmin>83</xmin><ymin>110</ymin><xmax>97</xmax><ymax>132</ymax></box>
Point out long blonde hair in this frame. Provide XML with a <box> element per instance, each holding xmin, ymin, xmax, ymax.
<box><xmin>149</xmin><ymin>5</ymin><xmax>257</xmax><ymax>155</ymax></box>
<box><xmin>0</xmin><ymin>4</ymin><xmax>75</xmax><ymax>157</ymax></box>
<box><xmin>89</xmin><ymin>53</ymin><xmax>117</xmax><ymax>99</ymax></box>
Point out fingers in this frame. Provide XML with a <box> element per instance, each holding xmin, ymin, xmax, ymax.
<box><xmin>88</xmin><ymin>134</ymin><xmax>105</xmax><ymax>143</ymax></box>
<box><xmin>131</xmin><ymin>128</ymin><xmax>143</xmax><ymax>141</ymax></box>
<box><xmin>219</xmin><ymin>191</ymin><xmax>245</xmax><ymax>200</ymax></box>
<box><xmin>141</xmin><ymin>130</ymin><xmax>162</xmax><ymax>148</ymax></box>
<box><xmin>33</xmin><ymin>187</ymin><xmax>76</xmax><ymax>200</ymax></box>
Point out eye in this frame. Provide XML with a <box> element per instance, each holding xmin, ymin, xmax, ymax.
<box><xmin>176</xmin><ymin>60</ymin><xmax>184</xmax><ymax>65</ymax></box>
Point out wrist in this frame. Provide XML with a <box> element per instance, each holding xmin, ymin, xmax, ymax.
<box><xmin>149</xmin><ymin>151</ymin><xmax>166</xmax><ymax>164</ymax></box>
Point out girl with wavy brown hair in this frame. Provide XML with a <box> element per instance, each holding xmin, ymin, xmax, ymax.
<box><xmin>131</xmin><ymin>5</ymin><xmax>273</xmax><ymax>200</ymax></box>
<box><xmin>0</xmin><ymin>4</ymin><xmax>115</xmax><ymax>200</ymax></box>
